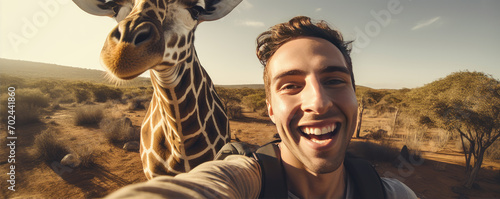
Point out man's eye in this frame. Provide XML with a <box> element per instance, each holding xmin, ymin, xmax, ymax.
<box><xmin>280</xmin><ymin>84</ymin><xmax>300</xmax><ymax>91</ymax></box>
<box><xmin>325</xmin><ymin>79</ymin><xmax>345</xmax><ymax>85</ymax></box>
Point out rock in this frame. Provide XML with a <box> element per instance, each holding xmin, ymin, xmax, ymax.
<box><xmin>123</xmin><ymin>141</ymin><xmax>140</xmax><ymax>151</ymax></box>
<box><xmin>60</xmin><ymin>154</ymin><xmax>81</xmax><ymax>168</ymax></box>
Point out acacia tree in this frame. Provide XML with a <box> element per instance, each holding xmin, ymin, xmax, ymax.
<box><xmin>405</xmin><ymin>71</ymin><xmax>500</xmax><ymax>188</ymax></box>
<box><xmin>354</xmin><ymin>87</ymin><xmax>386</xmax><ymax>138</ymax></box>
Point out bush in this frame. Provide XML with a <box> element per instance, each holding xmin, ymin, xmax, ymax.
<box><xmin>128</xmin><ymin>97</ymin><xmax>149</xmax><ymax>110</ymax></box>
<box><xmin>0</xmin><ymin>88</ymin><xmax>50</xmax><ymax>125</ymax></box>
<box><xmin>242</xmin><ymin>93</ymin><xmax>266</xmax><ymax>112</ymax></box>
<box><xmin>429</xmin><ymin>129</ymin><xmax>451</xmax><ymax>152</ymax></box>
<box><xmin>73</xmin><ymin>88</ymin><xmax>91</xmax><ymax>103</ymax></box>
<box><xmin>34</xmin><ymin>127</ymin><xmax>70</xmax><ymax>162</ymax></box>
<box><xmin>485</xmin><ymin>140</ymin><xmax>500</xmax><ymax>160</ymax></box>
<box><xmin>75</xmin><ymin>146</ymin><xmax>98</xmax><ymax>168</ymax></box>
<box><xmin>402</xmin><ymin>127</ymin><xmax>426</xmax><ymax>153</ymax></box>
<box><xmin>366</xmin><ymin>129</ymin><xmax>387</xmax><ymax>140</ymax></box>
<box><xmin>100</xmin><ymin>117</ymin><xmax>138</xmax><ymax>143</ymax></box>
<box><xmin>74</xmin><ymin>105</ymin><xmax>104</xmax><ymax>126</ymax></box>
<box><xmin>226</xmin><ymin>104</ymin><xmax>243</xmax><ymax>119</ymax></box>
<box><xmin>92</xmin><ymin>85</ymin><xmax>123</xmax><ymax>102</ymax></box>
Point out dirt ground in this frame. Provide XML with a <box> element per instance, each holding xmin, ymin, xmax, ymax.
<box><xmin>1</xmin><ymin>103</ymin><xmax>499</xmax><ymax>198</ymax></box>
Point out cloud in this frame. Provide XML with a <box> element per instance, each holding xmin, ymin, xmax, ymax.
<box><xmin>411</xmin><ymin>16</ymin><xmax>441</xmax><ymax>30</ymax></box>
<box><xmin>237</xmin><ymin>20</ymin><xmax>265</xmax><ymax>28</ymax></box>
<box><xmin>315</xmin><ymin>8</ymin><xmax>322</xmax><ymax>12</ymax></box>
<box><xmin>240</xmin><ymin>0</ymin><xmax>254</xmax><ymax>9</ymax></box>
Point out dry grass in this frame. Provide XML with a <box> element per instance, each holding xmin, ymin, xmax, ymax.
<box><xmin>99</xmin><ymin>117</ymin><xmax>138</xmax><ymax>143</ymax></box>
<box><xmin>74</xmin><ymin>105</ymin><xmax>104</xmax><ymax>126</ymax></box>
<box><xmin>0</xmin><ymin>88</ymin><xmax>50</xmax><ymax>125</ymax></box>
<box><xmin>34</xmin><ymin>127</ymin><xmax>70</xmax><ymax>162</ymax></box>
<box><xmin>429</xmin><ymin>129</ymin><xmax>451</xmax><ymax>152</ymax></box>
<box><xmin>485</xmin><ymin>140</ymin><xmax>500</xmax><ymax>161</ymax></box>
<box><xmin>75</xmin><ymin>146</ymin><xmax>98</xmax><ymax>168</ymax></box>
<box><xmin>365</xmin><ymin>129</ymin><xmax>388</xmax><ymax>140</ymax></box>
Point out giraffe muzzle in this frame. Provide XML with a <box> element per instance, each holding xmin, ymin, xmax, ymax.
<box><xmin>101</xmin><ymin>19</ymin><xmax>165</xmax><ymax>80</ymax></box>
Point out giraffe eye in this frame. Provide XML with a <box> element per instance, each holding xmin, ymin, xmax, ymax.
<box><xmin>188</xmin><ymin>6</ymin><xmax>205</xmax><ymax>20</ymax></box>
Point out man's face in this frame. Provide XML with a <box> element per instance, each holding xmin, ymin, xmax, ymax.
<box><xmin>266</xmin><ymin>37</ymin><xmax>358</xmax><ymax>174</ymax></box>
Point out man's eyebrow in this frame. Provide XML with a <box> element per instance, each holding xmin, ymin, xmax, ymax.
<box><xmin>321</xmin><ymin>66</ymin><xmax>350</xmax><ymax>74</ymax></box>
<box><xmin>273</xmin><ymin>69</ymin><xmax>306</xmax><ymax>82</ymax></box>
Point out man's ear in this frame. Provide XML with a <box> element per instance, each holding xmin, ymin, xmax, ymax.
<box><xmin>73</xmin><ymin>0</ymin><xmax>116</xmax><ymax>17</ymax></box>
<box><xmin>198</xmin><ymin>0</ymin><xmax>242</xmax><ymax>22</ymax></box>
<box><xmin>266</xmin><ymin>99</ymin><xmax>275</xmax><ymax>124</ymax></box>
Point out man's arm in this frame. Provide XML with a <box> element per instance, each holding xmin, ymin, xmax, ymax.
<box><xmin>106</xmin><ymin>155</ymin><xmax>262</xmax><ymax>199</ymax></box>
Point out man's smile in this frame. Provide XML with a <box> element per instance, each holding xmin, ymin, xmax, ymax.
<box><xmin>298</xmin><ymin>122</ymin><xmax>341</xmax><ymax>146</ymax></box>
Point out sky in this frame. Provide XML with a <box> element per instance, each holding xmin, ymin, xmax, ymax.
<box><xmin>1</xmin><ymin>0</ymin><xmax>499</xmax><ymax>89</ymax></box>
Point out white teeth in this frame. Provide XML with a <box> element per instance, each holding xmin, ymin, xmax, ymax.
<box><xmin>311</xmin><ymin>139</ymin><xmax>327</xmax><ymax>144</ymax></box>
<box><xmin>301</xmin><ymin>123</ymin><xmax>337</xmax><ymax>135</ymax></box>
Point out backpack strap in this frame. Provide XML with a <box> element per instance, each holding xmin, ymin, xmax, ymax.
<box><xmin>344</xmin><ymin>157</ymin><xmax>387</xmax><ymax>199</ymax></box>
<box><xmin>214</xmin><ymin>142</ymin><xmax>254</xmax><ymax>160</ymax></box>
<box><xmin>253</xmin><ymin>141</ymin><xmax>288</xmax><ymax>199</ymax></box>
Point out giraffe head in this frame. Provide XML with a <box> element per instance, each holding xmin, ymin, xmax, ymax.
<box><xmin>73</xmin><ymin>0</ymin><xmax>241</xmax><ymax>80</ymax></box>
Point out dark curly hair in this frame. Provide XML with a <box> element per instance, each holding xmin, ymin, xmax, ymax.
<box><xmin>256</xmin><ymin>16</ymin><xmax>354</xmax><ymax>98</ymax></box>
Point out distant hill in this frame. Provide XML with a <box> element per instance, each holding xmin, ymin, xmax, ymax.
<box><xmin>0</xmin><ymin>58</ymin><xmax>268</xmax><ymax>89</ymax></box>
<box><xmin>0</xmin><ymin>58</ymin><xmax>150</xmax><ymax>86</ymax></box>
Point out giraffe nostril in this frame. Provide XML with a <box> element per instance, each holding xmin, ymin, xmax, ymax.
<box><xmin>134</xmin><ymin>27</ymin><xmax>152</xmax><ymax>46</ymax></box>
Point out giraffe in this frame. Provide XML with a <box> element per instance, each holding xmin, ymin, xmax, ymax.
<box><xmin>73</xmin><ymin>0</ymin><xmax>242</xmax><ymax>179</ymax></box>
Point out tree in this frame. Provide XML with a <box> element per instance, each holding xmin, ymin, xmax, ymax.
<box><xmin>354</xmin><ymin>87</ymin><xmax>387</xmax><ymax>138</ymax></box>
<box><xmin>404</xmin><ymin>71</ymin><xmax>500</xmax><ymax>188</ymax></box>
<box><xmin>215</xmin><ymin>87</ymin><xmax>241</xmax><ymax>108</ymax></box>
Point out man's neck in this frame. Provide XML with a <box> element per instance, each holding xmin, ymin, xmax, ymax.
<box><xmin>279</xmin><ymin>143</ymin><xmax>347</xmax><ymax>199</ymax></box>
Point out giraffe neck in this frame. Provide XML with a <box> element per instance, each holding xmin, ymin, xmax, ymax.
<box><xmin>140</xmin><ymin>47</ymin><xmax>229</xmax><ymax>178</ymax></box>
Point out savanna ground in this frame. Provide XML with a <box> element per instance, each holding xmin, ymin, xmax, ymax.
<box><xmin>1</xmin><ymin>74</ymin><xmax>499</xmax><ymax>199</ymax></box>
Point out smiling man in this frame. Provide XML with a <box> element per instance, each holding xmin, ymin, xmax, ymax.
<box><xmin>106</xmin><ymin>16</ymin><xmax>417</xmax><ymax>199</ymax></box>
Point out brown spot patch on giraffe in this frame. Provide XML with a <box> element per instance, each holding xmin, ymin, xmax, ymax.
<box><xmin>205</xmin><ymin>116</ymin><xmax>220</xmax><ymax>144</ymax></box>
<box><xmin>158</xmin><ymin>0</ymin><xmax>165</xmax><ymax>10</ymax></box>
<box><xmin>146</xmin><ymin>10</ymin><xmax>157</xmax><ymax>19</ymax></box>
<box><xmin>175</xmin><ymin>67</ymin><xmax>192</xmax><ymax>97</ymax></box>
<box><xmin>181</xmin><ymin>110</ymin><xmax>201</xmax><ymax>136</ymax></box>
<box><xmin>160</xmin><ymin>61</ymin><xmax>175</xmax><ymax>67</ymax></box>
<box><xmin>184</xmin><ymin>134</ymin><xmax>209</xmax><ymax>156</ymax></box>
<box><xmin>192</xmin><ymin>61</ymin><xmax>203</xmax><ymax>89</ymax></box>
<box><xmin>163</xmin><ymin>88</ymin><xmax>173</xmax><ymax>101</ymax></box>
<box><xmin>172</xmin><ymin>52</ymin><xmax>178</xmax><ymax>60</ymax></box>
<box><xmin>170</xmin><ymin>156</ymin><xmax>186</xmax><ymax>173</ymax></box>
<box><xmin>152</xmin><ymin>160</ymin><xmax>170</xmax><ymax>176</ymax></box>
<box><xmin>143</xmin><ymin>2</ymin><xmax>151</xmax><ymax>9</ymax></box>
<box><xmin>197</xmin><ymin>85</ymin><xmax>210</xmax><ymax>121</ymax></box>
<box><xmin>188</xmin><ymin>149</ymin><xmax>215</xmax><ymax>170</ymax></box>
<box><xmin>167</xmin><ymin>34</ymin><xmax>178</xmax><ymax>48</ymax></box>
<box><xmin>215</xmin><ymin>138</ymin><xmax>226</xmax><ymax>153</ymax></box>
<box><xmin>214</xmin><ymin>106</ymin><xmax>229</xmax><ymax>138</ymax></box>
<box><xmin>178</xmin><ymin>90</ymin><xmax>196</xmax><ymax>119</ymax></box>
<box><xmin>178</xmin><ymin>50</ymin><xmax>186</xmax><ymax>61</ymax></box>
<box><xmin>186</xmin><ymin>53</ymin><xmax>193</xmax><ymax>63</ymax></box>
<box><xmin>178</xmin><ymin>35</ymin><xmax>186</xmax><ymax>48</ymax></box>
<box><xmin>187</xmin><ymin>31</ymin><xmax>193</xmax><ymax>44</ymax></box>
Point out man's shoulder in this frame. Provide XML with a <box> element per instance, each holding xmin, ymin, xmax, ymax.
<box><xmin>380</xmin><ymin>178</ymin><xmax>418</xmax><ymax>199</ymax></box>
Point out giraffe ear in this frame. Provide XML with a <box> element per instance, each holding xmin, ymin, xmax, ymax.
<box><xmin>198</xmin><ymin>0</ymin><xmax>242</xmax><ymax>22</ymax></box>
<box><xmin>73</xmin><ymin>0</ymin><xmax>116</xmax><ymax>17</ymax></box>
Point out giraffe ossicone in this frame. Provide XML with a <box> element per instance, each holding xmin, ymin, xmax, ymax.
<box><xmin>73</xmin><ymin>0</ymin><xmax>242</xmax><ymax>179</ymax></box>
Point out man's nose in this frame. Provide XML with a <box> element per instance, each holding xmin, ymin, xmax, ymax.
<box><xmin>301</xmin><ymin>81</ymin><xmax>333</xmax><ymax>115</ymax></box>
